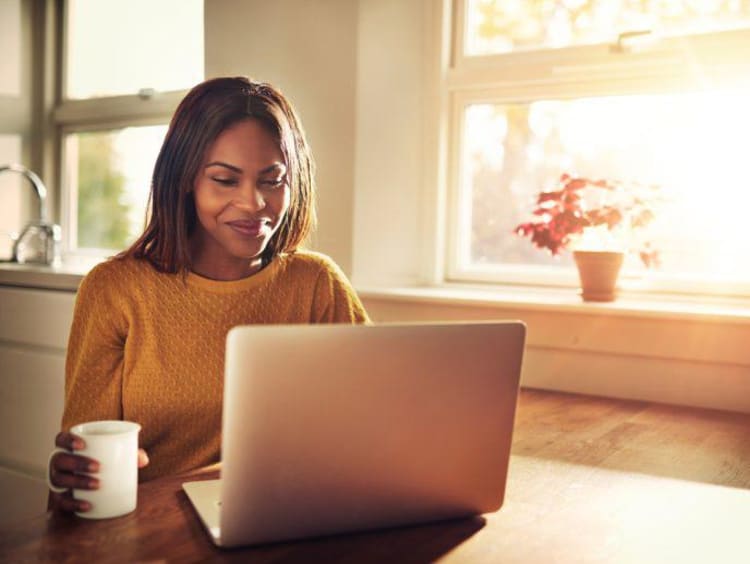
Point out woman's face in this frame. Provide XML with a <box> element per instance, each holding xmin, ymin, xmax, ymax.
<box><xmin>190</xmin><ymin>118</ymin><xmax>291</xmax><ymax>280</ymax></box>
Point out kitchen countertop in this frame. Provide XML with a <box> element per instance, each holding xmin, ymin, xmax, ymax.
<box><xmin>0</xmin><ymin>257</ymin><xmax>103</xmax><ymax>292</ymax></box>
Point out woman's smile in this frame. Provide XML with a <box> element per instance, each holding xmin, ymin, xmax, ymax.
<box><xmin>226</xmin><ymin>218</ymin><xmax>271</xmax><ymax>238</ymax></box>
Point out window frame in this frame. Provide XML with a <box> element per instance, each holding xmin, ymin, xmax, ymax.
<box><xmin>444</xmin><ymin>0</ymin><xmax>750</xmax><ymax>297</ymax></box>
<box><xmin>53</xmin><ymin>0</ymin><xmax>199</xmax><ymax>258</ymax></box>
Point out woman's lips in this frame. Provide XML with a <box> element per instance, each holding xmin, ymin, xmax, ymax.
<box><xmin>227</xmin><ymin>219</ymin><xmax>268</xmax><ymax>237</ymax></box>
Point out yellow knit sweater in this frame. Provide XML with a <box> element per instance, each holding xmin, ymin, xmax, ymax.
<box><xmin>63</xmin><ymin>251</ymin><xmax>369</xmax><ymax>481</ymax></box>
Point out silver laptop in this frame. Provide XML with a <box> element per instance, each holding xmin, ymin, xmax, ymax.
<box><xmin>183</xmin><ymin>321</ymin><xmax>526</xmax><ymax>548</ymax></box>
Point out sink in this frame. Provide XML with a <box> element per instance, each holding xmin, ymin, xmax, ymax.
<box><xmin>0</xmin><ymin>164</ymin><xmax>62</xmax><ymax>265</ymax></box>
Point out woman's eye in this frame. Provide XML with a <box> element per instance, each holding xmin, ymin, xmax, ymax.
<box><xmin>261</xmin><ymin>178</ymin><xmax>286</xmax><ymax>189</ymax></box>
<box><xmin>211</xmin><ymin>177</ymin><xmax>237</xmax><ymax>186</ymax></box>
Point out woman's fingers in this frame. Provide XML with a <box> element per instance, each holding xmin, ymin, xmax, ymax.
<box><xmin>56</xmin><ymin>449</ymin><xmax>145</xmax><ymax>473</ymax></box>
<box><xmin>50</xmin><ymin>469</ymin><xmax>99</xmax><ymax>491</ymax></box>
<box><xmin>54</xmin><ymin>431</ymin><xmax>85</xmax><ymax>451</ymax></box>
<box><xmin>137</xmin><ymin>448</ymin><xmax>150</xmax><ymax>468</ymax></box>
<box><xmin>52</xmin><ymin>451</ymin><xmax>99</xmax><ymax>474</ymax></box>
<box><xmin>49</xmin><ymin>459</ymin><xmax>100</xmax><ymax>491</ymax></box>
<box><xmin>49</xmin><ymin>450</ymin><xmax>100</xmax><ymax>491</ymax></box>
<box><xmin>55</xmin><ymin>491</ymin><xmax>91</xmax><ymax>513</ymax></box>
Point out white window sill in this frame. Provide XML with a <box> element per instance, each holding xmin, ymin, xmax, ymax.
<box><xmin>357</xmin><ymin>283</ymin><xmax>750</xmax><ymax>325</ymax></box>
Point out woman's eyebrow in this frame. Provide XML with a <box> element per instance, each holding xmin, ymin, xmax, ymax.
<box><xmin>261</xmin><ymin>163</ymin><xmax>287</xmax><ymax>175</ymax></box>
<box><xmin>205</xmin><ymin>162</ymin><xmax>286</xmax><ymax>175</ymax></box>
<box><xmin>205</xmin><ymin>161</ymin><xmax>243</xmax><ymax>173</ymax></box>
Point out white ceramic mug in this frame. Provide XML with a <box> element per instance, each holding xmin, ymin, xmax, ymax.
<box><xmin>67</xmin><ymin>420</ymin><xmax>141</xmax><ymax>519</ymax></box>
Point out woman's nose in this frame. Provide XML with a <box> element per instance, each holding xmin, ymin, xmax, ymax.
<box><xmin>233</xmin><ymin>183</ymin><xmax>265</xmax><ymax>212</ymax></box>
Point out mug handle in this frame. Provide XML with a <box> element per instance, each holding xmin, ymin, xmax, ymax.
<box><xmin>47</xmin><ymin>447</ymin><xmax>70</xmax><ymax>493</ymax></box>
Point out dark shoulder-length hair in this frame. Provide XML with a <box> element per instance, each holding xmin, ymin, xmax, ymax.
<box><xmin>120</xmin><ymin>76</ymin><xmax>316</xmax><ymax>273</ymax></box>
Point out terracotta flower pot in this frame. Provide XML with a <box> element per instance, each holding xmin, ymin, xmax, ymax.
<box><xmin>572</xmin><ymin>250</ymin><xmax>625</xmax><ymax>302</ymax></box>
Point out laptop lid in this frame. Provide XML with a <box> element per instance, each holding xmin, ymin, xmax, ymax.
<box><xmin>214</xmin><ymin>321</ymin><xmax>525</xmax><ymax>547</ymax></box>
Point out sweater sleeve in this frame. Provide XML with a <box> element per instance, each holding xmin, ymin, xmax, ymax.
<box><xmin>62</xmin><ymin>262</ymin><xmax>128</xmax><ymax>430</ymax></box>
<box><xmin>311</xmin><ymin>255</ymin><xmax>370</xmax><ymax>324</ymax></box>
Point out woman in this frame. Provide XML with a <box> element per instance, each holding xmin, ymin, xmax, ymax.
<box><xmin>48</xmin><ymin>77</ymin><xmax>369</xmax><ymax>513</ymax></box>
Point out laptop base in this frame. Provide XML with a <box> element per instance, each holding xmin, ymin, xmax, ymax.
<box><xmin>183</xmin><ymin>479</ymin><xmax>222</xmax><ymax>546</ymax></box>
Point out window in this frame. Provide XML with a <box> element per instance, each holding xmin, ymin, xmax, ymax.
<box><xmin>447</xmin><ymin>0</ymin><xmax>750</xmax><ymax>296</ymax></box>
<box><xmin>63</xmin><ymin>126</ymin><xmax>168</xmax><ymax>250</ymax></box>
<box><xmin>58</xmin><ymin>0</ymin><xmax>203</xmax><ymax>254</ymax></box>
<box><xmin>0</xmin><ymin>134</ymin><xmax>23</xmax><ymax>260</ymax></box>
<box><xmin>0</xmin><ymin>0</ymin><xmax>21</xmax><ymax>97</ymax></box>
<box><xmin>0</xmin><ymin>0</ymin><xmax>25</xmax><ymax>260</ymax></box>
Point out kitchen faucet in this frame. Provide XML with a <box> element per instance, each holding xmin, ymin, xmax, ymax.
<box><xmin>0</xmin><ymin>163</ymin><xmax>62</xmax><ymax>265</ymax></box>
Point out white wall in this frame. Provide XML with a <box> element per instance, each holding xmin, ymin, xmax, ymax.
<box><xmin>204</xmin><ymin>0</ymin><xmax>359</xmax><ymax>274</ymax></box>
<box><xmin>204</xmin><ymin>0</ymin><xmax>435</xmax><ymax>284</ymax></box>
<box><xmin>352</xmin><ymin>0</ymin><xmax>433</xmax><ymax>286</ymax></box>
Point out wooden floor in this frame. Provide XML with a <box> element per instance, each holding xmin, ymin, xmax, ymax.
<box><xmin>513</xmin><ymin>387</ymin><xmax>750</xmax><ymax>489</ymax></box>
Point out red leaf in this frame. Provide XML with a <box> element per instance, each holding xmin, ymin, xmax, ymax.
<box><xmin>537</xmin><ymin>190</ymin><xmax>563</xmax><ymax>203</ymax></box>
<box><xmin>564</xmin><ymin>178</ymin><xmax>587</xmax><ymax>190</ymax></box>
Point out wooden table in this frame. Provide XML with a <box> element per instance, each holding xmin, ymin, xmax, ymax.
<box><xmin>2</xmin><ymin>389</ymin><xmax>749</xmax><ymax>563</ymax></box>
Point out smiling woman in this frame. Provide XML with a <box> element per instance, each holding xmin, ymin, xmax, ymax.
<box><xmin>122</xmin><ymin>78</ymin><xmax>316</xmax><ymax>277</ymax></box>
<box><xmin>48</xmin><ymin>77</ymin><xmax>369</xmax><ymax>515</ymax></box>
<box><xmin>191</xmin><ymin>120</ymin><xmax>291</xmax><ymax>281</ymax></box>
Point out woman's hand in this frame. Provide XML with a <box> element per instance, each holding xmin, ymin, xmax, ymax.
<box><xmin>48</xmin><ymin>431</ymin><xmax>149</xmax><ymax>513</ymax></box>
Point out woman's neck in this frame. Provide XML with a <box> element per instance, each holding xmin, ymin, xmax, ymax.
<box><xmin>189</xmin><ymin>237</ymin><xmax>265</xmax><ymax>281</ymax></box>
<box><xmin>189</xmin><ymin>258</ymin><xmax>264</xmax><ymax>281</ymax></box>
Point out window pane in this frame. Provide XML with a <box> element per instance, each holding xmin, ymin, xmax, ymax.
<box><xmin>0</xmin><ymin>0</ymin><xmax>21</xmax><ymax>96</ymax></box>
<box><xmin>67</xmin><ymin>126</ymin><xmax>166</xmax><ymax>251</ymax></box>
<box><xmin>65</xmin><ymin>0</ymin><xmax>203</xmax><ymax>99</ymax></box>
<box><xmin>0</xmin><ymin>134</ymin><xmax>23</xmax><ymax>259</ymax></box>
<box><xmin>466</xmin><ymin>0</ymin><xmax>750</xmax><ymax>55</ymax></box>
<box><xmin>460</xmin><ymin>90</ymin><xmax>750</xmax><ymax>281</ymax></box>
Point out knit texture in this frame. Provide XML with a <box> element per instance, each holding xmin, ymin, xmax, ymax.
<box><xmin>63</xmin><ymin>251</ymin><xmax>369</xmax><ymax>481</ymax></box>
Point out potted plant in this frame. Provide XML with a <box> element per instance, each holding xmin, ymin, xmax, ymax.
<box><xmin>514</xmin><ymin>173</ymin><xmax>660</xmax><ymax>301</ymax></box>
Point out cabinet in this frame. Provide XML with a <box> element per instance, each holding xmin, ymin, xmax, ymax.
<box><xmin>0</xmin><ymin>285</ymin><xmax>76</xmax><ymax>524</ymax></box>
